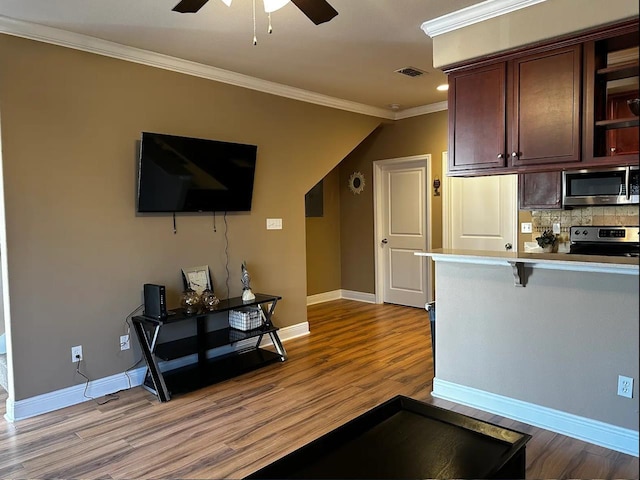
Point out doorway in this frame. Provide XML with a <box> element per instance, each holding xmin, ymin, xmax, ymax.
<box><xmin>373</xmin><ymin>155</ymin><xmax>433</xmax><ymax>308</ymax></box>
<box><xmin>441</xmin><ymin>152</ymin><xmax>517</xmax><ymax>251</ymax></box>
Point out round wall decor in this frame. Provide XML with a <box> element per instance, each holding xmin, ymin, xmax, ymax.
<box><xmin>348</xmin><ymin>171</ymin><xmax>365</xmax><ymax>194</ymax></box>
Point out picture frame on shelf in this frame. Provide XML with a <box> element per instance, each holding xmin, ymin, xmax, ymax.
<box><xmin>181</xmin><ymin>265</ymin><xmax>212</xmax><ymax>296</ymax></box>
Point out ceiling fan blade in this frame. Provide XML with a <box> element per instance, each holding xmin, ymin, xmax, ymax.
<box><xmin>172</xmin><ymin>0</ymin><xmax>210</xmax><ymax>13</ymax></box>
<box><xmin>290</xmin><ymin>0</ymin><xmax>338</xmax><ymax>25</ymax></box>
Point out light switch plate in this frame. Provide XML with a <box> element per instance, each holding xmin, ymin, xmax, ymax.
<box><xmin>266</xmin><ymin>218</ymin><xmax>282</xmax><ymax>230</ymax></box>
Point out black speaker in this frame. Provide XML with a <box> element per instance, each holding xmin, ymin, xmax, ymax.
<box><xmin>143</xmin><ymin>284</ymin><xmax>167</xmax><ymax>318</ymax></box>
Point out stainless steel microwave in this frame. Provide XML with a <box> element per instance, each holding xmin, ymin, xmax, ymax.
<box><xmin>562</xmin><ymin>166</ymin><xmax>639</xmax><ymax>206</ymax></box>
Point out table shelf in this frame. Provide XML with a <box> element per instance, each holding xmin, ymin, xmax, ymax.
<box><xmin>146</xmin><ymin>348</ymin><xmax>283</xmax><ymax>396</ymax></box>
<box><xmin>154</xmin><ymin>325</ymin><xmax>279</xmax><ymax>361</ymax></box>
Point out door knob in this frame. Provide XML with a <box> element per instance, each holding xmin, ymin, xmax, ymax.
<box><xmin>505</xmin><ymin>243</ymin><xmax>513</xmax><ymax>250</ymax></box>
<box><xmin>381</xmin><ymin>238</ymin><xmax>388</xmax><ymax>244</ymax></box>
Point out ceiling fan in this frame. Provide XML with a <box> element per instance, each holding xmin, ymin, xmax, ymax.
<box><xmin>172</xmin><ymin>0</ymin><xmax>338</xmax><ymax>25</ymax></box>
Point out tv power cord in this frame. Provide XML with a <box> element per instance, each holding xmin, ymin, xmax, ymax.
<box><xmin>74</xmin><ymin>357</ymin><xmax>119</xmax><ymax>406</ymax></box>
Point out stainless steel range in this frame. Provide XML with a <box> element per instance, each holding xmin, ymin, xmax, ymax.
<box><xmin>569</xmin><ymin>226</ymin><xmax>639</xmax><ymax>257</ymax></box>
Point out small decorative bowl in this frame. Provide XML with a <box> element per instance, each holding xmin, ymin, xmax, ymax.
<box><xmin>627</xmin><ymin>98</ymin><xmax>640</xmax><ymax>116</ymax></box>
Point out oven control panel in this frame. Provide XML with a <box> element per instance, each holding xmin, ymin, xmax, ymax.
<box><xmin>570</xmin><ymin>226</ymin><xmax>639</xmax><ymax>243</ymax></box>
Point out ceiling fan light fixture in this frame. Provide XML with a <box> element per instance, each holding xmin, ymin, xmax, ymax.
<box><xmin>263</xmin><ymin>0</ymin><xmax>289</xmax><ymax>13</ymax></box>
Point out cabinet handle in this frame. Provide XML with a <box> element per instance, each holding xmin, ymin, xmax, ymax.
<box><xmin>511</xmin><ymin>152</ymin><xmax>519</xmax><ymax>158</ymax></box>
<box><xmin>497</xmin><ymin>153</ymin><xmax>505</xmax><ymax>159</ymax></box>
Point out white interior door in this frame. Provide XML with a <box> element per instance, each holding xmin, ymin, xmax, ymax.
<box><xmin>442</xmin><ymin>152</ymin><xmax>517</xmax><ymax>251</ymax></box>
<box><xmin>374</xmin><ymin>155</ymin><xmax>432</xmax><ymax>308</ymax></box>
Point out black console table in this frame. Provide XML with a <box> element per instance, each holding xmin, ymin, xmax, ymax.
<box><xmin>132</xmin><ymin>293</ymin><xmax>285</xmax><ymax>402</ymax></box>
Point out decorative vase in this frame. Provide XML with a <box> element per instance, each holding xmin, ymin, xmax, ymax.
<box><xmin>201</xmin><ymin>288</ymin><xmax>220</xmax><ymax>310</ymax></box>
<box><xmin>180</xmin><ymin>288</ymin><xmax>201</xmax><ymax>313</ymax></box>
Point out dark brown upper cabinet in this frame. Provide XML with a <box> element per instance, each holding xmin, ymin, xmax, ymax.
<box><xmin>445</xmin><ymin>18</ymin><xmax>638</xmax><ymax>177</ymax></box>
<box><xmin>583</xmin><ymin>25</ymin><xmax>639</xmax><ymax>165</ymax></box>
<box><xmin>448</xmin><ymin>44</ymin><xmax>582</xmax><ymax>176</ymax></box>
<box><xmin>518</xmin><ymin>171</ymin><xmax>562</xmax><ymax>210</ymax></box>
<box><xmin>509</xmin><ymin>46</ymin><xmax>581</xmax><ymax>168</ymax></box>
<box><xmin>448</xmin><ymin>63</ymin><xmax>506</xmax><ymax>172</ymax></box>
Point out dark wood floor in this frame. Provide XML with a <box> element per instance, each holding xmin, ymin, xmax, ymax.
<box><xmin>0</xmin><ymin>300</ymin><xmax>637</xmax><ymax>478</ymax></box>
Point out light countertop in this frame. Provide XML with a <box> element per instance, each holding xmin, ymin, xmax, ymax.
<box><xmin>416</xmin><ymin>249</ymin><xmax>639</xmax><ymax>276</ymax></box>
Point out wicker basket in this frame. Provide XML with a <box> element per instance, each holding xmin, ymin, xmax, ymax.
<box><xmin>229</xmin><ymin>307</ymin><xmax>262</xmax><ymax>331</ymax></box>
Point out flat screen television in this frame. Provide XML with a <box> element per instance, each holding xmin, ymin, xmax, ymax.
<box><xmin>137</xmin><ymin>132</ymin><xmax>257</xmax><ymax>213</ymax></box>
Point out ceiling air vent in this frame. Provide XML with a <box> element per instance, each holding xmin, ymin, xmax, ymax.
<box><xmin>395</xmin><ymin>66</ymin><xmax>426</xmax><ymax>77</ymax></box>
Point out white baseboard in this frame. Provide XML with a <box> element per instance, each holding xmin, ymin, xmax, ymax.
<box><xmin>5</xmin><ymin>321</ymin><xmax>310</xmax><ymax>422</ymax></box>
<box><xmin>432</xmin><ymin>377</ymin><xmax>639</xmax><ymax>457</ymax></box>
<box><xmin>307</xmin><ymin>289</ymin><xmax>376</xmax><ymax>305</ymax></box>
<box><xmin>340</xmin><ymin>290</ymin><xmax>376</xmax><ymax>303</ymax></box>
<box><xmin>4</xmin><ymin>367</ymin><xmax>148</xmax><ymax>422</ymax></box>
<box><xmin>272</xmin><ymin>322</ymin><xmax>310</xmax><ymax>341</ymax></box>
<box><xmin>306</xmin><ymin>290</ymin><xmax>342</xmax><ymax>305</ymax></box>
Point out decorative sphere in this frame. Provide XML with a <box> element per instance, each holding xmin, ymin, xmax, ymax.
<box><xmin>180</xmin><ymin>288</ymin><xmax>200</xmax><ymax>313</ymax></box>
<box><xmin>201</xmin><ymin>288</ymin><xmax>220</xmax><ymax>310</ymax></box>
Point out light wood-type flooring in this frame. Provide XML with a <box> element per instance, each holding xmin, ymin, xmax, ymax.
<box><xmin>0</xmin><ymin>299</ymin><xmax>637</xmax><ymax>479</ymax></box>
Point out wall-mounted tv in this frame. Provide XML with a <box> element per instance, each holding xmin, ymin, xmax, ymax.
<box><xmin>137</xmin><ymin>132</ymin><xmax>257</xmax><ymax>213</ymax></box>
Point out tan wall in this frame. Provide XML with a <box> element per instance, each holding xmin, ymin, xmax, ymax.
<box><xmin>517</xmin><ymin>210</ymin><xmax>533</xmax><ymax>252</ymax></box>
<box><xmin>0</xmin><ymin>35</ymin><xmax>381</xmax><ymax>400</ymax></box>
<box><xmin>435</xmin><ymin>261</ymin><xmax>639</xmax><ymax>431</ymax></box>
<box><xmin>432</xmin><ymin>0</ymin><xmax>639</xmax><ymax>68</ymax></box>
<box><xmin>305</xmin><ymin>168</ymin><xmax>342</xmax><ymax>296</ymax></box>
<box><xmin>339</xmin><ymin>112</ymin><xmax>448</xmax><ymax>294</ymax></box>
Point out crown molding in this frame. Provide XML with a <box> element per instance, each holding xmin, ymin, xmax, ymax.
<box><xmin>394</xmin><ymin>101</ymin><xmax>448</xmax><ymax>120</ymax></box>
<box><xmin>421</xmin><ymin>0</ymin><xmax>547</xmax><ymax>38</ymax></box>
<box><xmin>0</xmin><ymin>15</ymin><xmax>398</xmax><ymax>120</ymax></box>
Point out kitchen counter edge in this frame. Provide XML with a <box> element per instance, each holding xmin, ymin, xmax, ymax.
<box><xmin>415</xmin><ymin>249</ymin><xmax>639</xmax><ymax>276</ymax></box>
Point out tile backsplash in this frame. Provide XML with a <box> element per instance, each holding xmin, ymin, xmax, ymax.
<box><xmin>526</xmin><ymin>205</ymin><xmax>638</xmax><ymax>251</ymax></box>
<box><xmin>531</xmin><ymin>205</ymin><xmax>639</xmax><ymax>233</ymax></box>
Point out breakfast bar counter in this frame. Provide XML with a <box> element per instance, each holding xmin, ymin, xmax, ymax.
<box><xmin>417</xmin><ymin>248</ymin><xmax>639</xmax><ymax>457</ymax></box>
<box><xmin>416</xmin><ymin>249</ymin><xmax>639</xmax><ymax>278</ymax></box>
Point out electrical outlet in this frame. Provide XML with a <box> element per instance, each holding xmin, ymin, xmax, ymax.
<box><xmin>71</xmin><ymin>345</ymin><xmax>83</xmax><ymax>363</ymax></box>
<box><xmin>120</xmin><ymin>334</ymin><xmax>130</xmax><ymax>351</ymax></box>
<box><xmin>552</xmin><ymin>223</ymin><xmax>561</xmax><ymax>234</ymax></box>
<box><xmin>617</xmin><ymin>375</ymin><xmax>634</xmax><ymax>398</ymax></box>
<box><xmin>521</xmin><ymin>222</ymin><xmax>532</xmax><ymax>233</ymax></box>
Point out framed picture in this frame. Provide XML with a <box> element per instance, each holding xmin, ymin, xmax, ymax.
<box><xmin>181</xmin><ymin>265</ymin><xmax>212</xmax><ymax>295</ymax></box>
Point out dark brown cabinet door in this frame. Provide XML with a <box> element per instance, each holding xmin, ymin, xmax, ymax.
<box><xmin>510</xmin><ymin>45</ymin><xmax>582</xmax><ymax>167</ymax></box>
<box><xmin>518</xmin><ymin>171</ymin><xmax>562</xmax><ymax>210</ymax></box>
<box><xmin>448</xmin><ymin>63</ymin><xmax>506</xmax><ymax>173</ymax></box>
